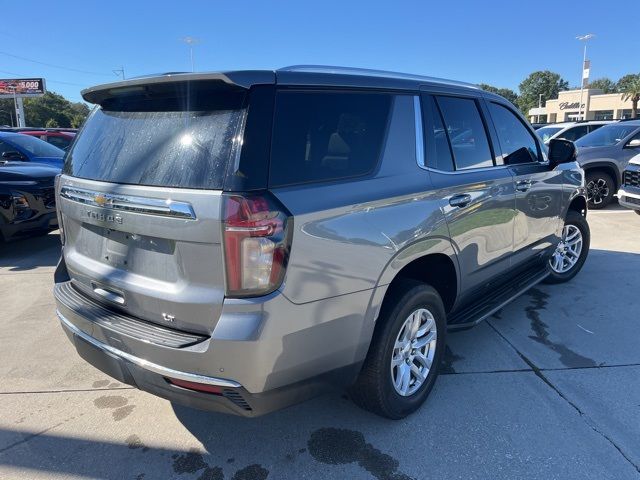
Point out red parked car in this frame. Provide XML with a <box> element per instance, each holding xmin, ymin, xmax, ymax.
<box><xmin>20</xmin><ymin>130</ymin><xmax>76</xmax><ymax>151</ymax></box>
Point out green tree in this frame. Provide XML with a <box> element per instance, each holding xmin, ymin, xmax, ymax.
<box><xmin>21</xmin><ymin>91</ymin><xmax>90</xmax><ymax>128</ymax></box>
<box><xmin>45</xmin><ymin>118</ymin><xmax>59</xmax><ymax>128</ymax></box>
<box><xmin>517</xmin><ymin>71</ymin><xmax>569</xmax><ymax>116</ymax></box>
<box><xmin>588</xmin><ymin>77</ymin><xmax>617</xmax><ymax>94</ymax></box>
<box><xmin>478</xmin><ymin>83</ymin><xmax>518</xmax><ymax>105</ymax></box>
<box><xmin>617</xmin><ymin>74</ymin><xmax>640</xmax><ymax>118</ymax></box>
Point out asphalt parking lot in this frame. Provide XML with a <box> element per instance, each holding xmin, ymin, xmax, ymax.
<box><xmin>1</xmin><ymin>206</ymin><xmax>639</xmax><ymax>480</ymax></box>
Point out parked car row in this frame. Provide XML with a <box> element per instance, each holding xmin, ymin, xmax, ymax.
<box><xmin>531</xmin><ymin>120</ymin><xmax>640</xmax><ymax>209</ymax></box>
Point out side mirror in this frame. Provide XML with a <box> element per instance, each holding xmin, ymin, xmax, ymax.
<box><xmin>625</xmin><ymin>138</ymin><xmax>640</xmax><ymax>149</ymax></box>
<box><xmin>1</xmin><ymin>151</ymin><xmax>26</xmax><ymax>160</ymax></box>
<box><xmin>548</xmin><ymin>138</ymin><xmax>576</xmax><ymax>169</ymax></box>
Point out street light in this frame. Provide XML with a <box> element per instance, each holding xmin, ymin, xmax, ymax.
<box><xmin>576</xmin><ymin>33</ymin><xmax>595</xmax><ymax>121</ymax></box>
<box><xmin>181</xmin><ymin>36</ymin><xmax>200</xmax><ymax>72</ymax></box>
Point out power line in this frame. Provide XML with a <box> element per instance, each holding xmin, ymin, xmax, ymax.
<box><xmin>0</xmin><ymin>69</ymin><xmax>87</xmax><ymax>87</ymax></box>
<box><xmin>0</xmin><ymin>50</ymin><xmax>112</xmax><ymax>77</ymax></box>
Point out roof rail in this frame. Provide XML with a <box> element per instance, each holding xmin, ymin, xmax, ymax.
<box><xmin>278</xmin><ymin>65</ymin><xmax>480</xmax><ymax>89</ymax></box>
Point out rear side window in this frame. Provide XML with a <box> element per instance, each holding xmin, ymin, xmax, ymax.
<box><xmin>421</xmin><ymin>95</ymin><xmax>454</xmax><ymax>171</ymax></box>
<box><xmin>435</xmin><ymin>96</ymin><xmax>494</xmax><ymax>170</ymax></box>
<box><xmin>65</xmin><ymin>86</ymin><xmax>246</xmax><ymax>189</ymax></box>
<box><xmin>560</xmin><ymin>125</ymin><xmax>588</xmax><ymax>142</ymax></box>
<box><xmin>269</xmin><ymin>91</ymin><xmax>392</xmax><ymax>187</ymax></box>
<box><xmin>488</xmin><ymin>102</ymin><xmax>540</xmax><ymax>164</ymax></box>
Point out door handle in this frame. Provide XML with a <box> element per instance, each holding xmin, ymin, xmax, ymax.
<box><xmin>449</xmin><ymin>194</ymin><xmax>472</xmax><ymax>208</ymax></box>
<box><xmin>515</xmin><ymin>180</ymin><xmax>532</xmax><ymax>192</ymax></box>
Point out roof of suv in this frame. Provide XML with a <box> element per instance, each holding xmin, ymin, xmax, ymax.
<box><xmin>81</xmin><ymin>65</ymin><xmax>483</xmax><ymax>104</ymax></box>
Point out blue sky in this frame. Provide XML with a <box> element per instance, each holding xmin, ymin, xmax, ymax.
<box><xmin>1</xmin><ymin>0</ymin><xmax>637</xmax><ymax>103</ymax></box>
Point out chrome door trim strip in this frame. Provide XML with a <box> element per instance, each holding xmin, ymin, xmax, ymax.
<box><xmin>59</xmin><ymin>186</ymin><xmax>196</xmax><ymax>220</ymax></box>
<box><xmin>57</xmin><ymin>310</ymin><xmax>242</xmax><ymax>388</ymax></box>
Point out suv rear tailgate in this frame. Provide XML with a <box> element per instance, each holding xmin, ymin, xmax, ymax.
<box><xmin>58</xmin><ymin>177</ymin><xmax>225</xmax><ymax>336</ymax></box>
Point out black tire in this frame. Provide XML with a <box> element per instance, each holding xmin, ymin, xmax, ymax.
<box><xmin>544</xmin><ymin>210</ymin><xmax>590</xmax><ymax>284</ymax></box>
<box><xmin>350</xmin><ymin>281</ymin><xmax>446</xmax><ymax>419</ymax></box>
<box><xmin>586</xmin><ymin>171</ymin><xmax>614</xmax><ymax>209</ymax></box>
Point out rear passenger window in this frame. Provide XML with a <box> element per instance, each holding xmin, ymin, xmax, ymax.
<box><xmin>269</xmin><ymin>91</ymin><xmax>392</xmax><ymax>187</ymax></box>
<box><xmin>435</xmin><ymin>96</ymin><xmax>494</xmax><ymax>170</ymax></box>
<box><xmin>421</xmin><ymin>95</ymin><xmax>454</xmax><ymax>171</ymax></box>
<box><xmin>560</xmin><ymin>125</ymin><xmax>588</xmax><ymax>142</ymax></box>
<box><xmin>488</xmin><ymin>102</ymin><xmax>540</xmax><ymax>164</ymax></box>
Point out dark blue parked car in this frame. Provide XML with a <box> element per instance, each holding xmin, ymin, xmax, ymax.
<box><xmin>0</xmin><ymin>132</ymin><xmax>64</xmax><ymax>169</ymax></box>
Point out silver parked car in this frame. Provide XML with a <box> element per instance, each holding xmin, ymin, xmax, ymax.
<box><xmin>54</xmin><ymin>67</ymin><xmax>589</xmax><ymax>418</ymax></box>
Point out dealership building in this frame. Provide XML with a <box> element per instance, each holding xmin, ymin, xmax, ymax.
<box><xmin>528</xmin><ymin>88</ymin><xmax>637</xmax><ymax>123</ymax></box>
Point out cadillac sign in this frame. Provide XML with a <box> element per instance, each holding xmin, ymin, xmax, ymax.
<box><xmin>0</xmin><ymin>78</ymin><xmax>46</xmax><ymax>98</ymax></box>
<box><xmin>559</xmin><ymin>101</ymin><xmax>585</xmax><ymax>111</ymax></box>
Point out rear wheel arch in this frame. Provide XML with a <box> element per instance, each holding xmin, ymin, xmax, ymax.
<box><xmin>380</xmin><ymin>253</ymin><xmax>458</xmax><ymax>317</ymax></box>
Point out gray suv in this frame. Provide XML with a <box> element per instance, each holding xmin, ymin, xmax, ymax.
<box><xmin>54</xmin><ymin>67</ymin><xmax>589</xmax><ymax>419</ymax></box>
<box><xmin>574</xmin><ymin>120</ymin><xmax>640</xmax><ymax>208</ymax></box>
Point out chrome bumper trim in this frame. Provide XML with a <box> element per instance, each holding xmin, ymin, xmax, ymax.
<box><xmin>57</xmin><ymin>310</ymin><xmax>241</xmax><ymax>388</ymax></box>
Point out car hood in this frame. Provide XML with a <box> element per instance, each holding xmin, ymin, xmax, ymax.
<box><xmin>576</xmin><ymin>145</ymin><xmax>617</xmax><ymax>163</ymax></box>
<box><xmin>0</xmin><ymin>161</ymin><xmax>60</xmax><ymax>182</ymax></box>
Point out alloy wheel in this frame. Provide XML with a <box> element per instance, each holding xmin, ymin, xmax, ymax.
<box><xmin>550</xmin><ymin>224</ymin><xmax>583</xmax><ymax>274</ymax></box>
<box><xmin>586</xmin><ymin>178</ymin><xmax>610</xmax><ymax>205</ymax></box>
<box><xmin>390</xmin><ymin>308</ymin><xmax>437</xmax><ymax>397</ymax></box>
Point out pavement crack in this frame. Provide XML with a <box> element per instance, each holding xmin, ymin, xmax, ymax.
<box><xmin>487</xmin><ymin>320</ymin><xmax>640</xmax><ymax>474</ymax></box>
<box><xmin>0</xmin><ymin>422</ymin><xmax>65</xmax><ymax>455</ymax></box>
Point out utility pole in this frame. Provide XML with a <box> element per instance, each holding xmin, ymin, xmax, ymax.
<box><xmin>113</xmin><ymin>66</ymin><xmax>125</xmax><ymax>80</ymax></box>
<box><xmin>181</xmin><ymin>36</ymin><xmax>200</xmax><ymax>72</ymax></box>
<box><xmin>538</xmin><ymin>94</ymin><xmax>543</xmax><ymax>123</ymax></box>
<box><xmin>576</xmin><ymin>34</ymin><xmax>594</xmax><ymax>121</ymax></box>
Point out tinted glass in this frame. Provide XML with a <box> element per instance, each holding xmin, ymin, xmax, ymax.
<box><xmin>270</xmin><ymin>91</ymin><xmax>392</xmax><ymax>187</ymax></box>
<box><xmin>65</xmin><ymin>107</ymin><xmax>244</xmax><ymax>189</ymax></box>
<box><xmin>5</xmin><ymin>134</ymin><xmax>64</xmax><ymax>158</ymax></box>
<box><xmin>536</xmin><ymin>126</ymin><xmax>563</xmax><ymax>143</ymax></box>
<box><xmin>421</xmin><ymin>95</ymin><xmax>454</xmax><ymax>171</ymax></box>
<box><xmin>559</xmin><ymin>125</ymin><xmax>589</xmax><ymax>142</ymax></box>
<box><xmin>47</xmin><ymin>136</ymin><xmax>72</xmax><ymax>150</ymax></box>
<box><xmin>489</xmin><ymin>102</ymin><xmax>539</xmax><ymax>164</ymax></box>
<box><xmin>436</xmin><ymin>96</ymin><xmax>493</xmax><ymax>170</ymax></box>
<box><xmin>575</xmin><ymin>124</ymin><xmax>639</xmax><ymax>147</ymax></box>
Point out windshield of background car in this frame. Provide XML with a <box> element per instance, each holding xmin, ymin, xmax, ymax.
<box><xmin>7</xmin><ymin>134</ymin><xmax>64</xmax><ymax>157</ymax></box>
<box><xmin>575</xmin><ymin>124</ymin><xmax>639</xmax><ymax>147</ymax></box>
<box><xmin>536</xmin><ymin>126</ymin><xmax>563</xmax><ymax>144</ymax></box>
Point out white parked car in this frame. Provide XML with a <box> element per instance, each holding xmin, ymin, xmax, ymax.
<box><xmin>536</xmin><ymin>121</ymin><xmax>614</xmax><ymax>145</ymax></box>
<box><xmin>618</xmin><ymin>153</ymin><xmax>640</xmax><ymax>215</ymax></box>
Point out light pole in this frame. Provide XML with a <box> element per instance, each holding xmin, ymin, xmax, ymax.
<box><xmin>576</xmin><ymin>33</ymin><xmax>594</xmax><ymax>121</ymax></box>
<box><xmin>538</xmin><ymin>94</ymin><xmax>543</xmax><ymax>123</ymax></box>
<box><xmin>181</xmin><ymin>36</ymin><xmax>200</xmax><ymax>72</ymax></box>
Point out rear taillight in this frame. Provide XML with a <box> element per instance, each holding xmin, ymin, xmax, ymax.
<box><xmin>222</xmin><ymin>192</ymin><xmax>292</xmax><ymax>298</ymax></box>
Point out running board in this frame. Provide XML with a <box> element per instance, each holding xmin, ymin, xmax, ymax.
<box><xmin>447</xmin><ymin>265</ymin><xmax>549</xmax><ymax>331</ymax></box>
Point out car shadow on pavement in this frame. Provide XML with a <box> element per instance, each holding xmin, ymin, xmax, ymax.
<box><xmin>0</xmin><ymin>231</ymin><xmax>60</xmax><ymax>272</ymax></box>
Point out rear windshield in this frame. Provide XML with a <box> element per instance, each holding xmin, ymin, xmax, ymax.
<box><xmin>65</xmin><ymin>92</ymin><xmax>245</xmax><ymax>189</ymax></box>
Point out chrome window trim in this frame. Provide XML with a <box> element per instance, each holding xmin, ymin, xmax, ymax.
<box><xmin>414</xmin><ymin>95</ymin><xmax>425</xmax><ymax>168</ymax></box>
<box><xmin>57</xmin><ymin>311</ymin><xmax>241</xmax><ymax>388</ymax></box>
<box><xmin>59</xmin><ymin>186</ymin><xmax>196</xmax><ymax>220</ymax></box>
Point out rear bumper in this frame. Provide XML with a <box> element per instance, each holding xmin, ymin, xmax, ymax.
<box><xmin>58</xmin><ymin>310</ymin><xmax>357</xmax><ymax>417</ymax></box>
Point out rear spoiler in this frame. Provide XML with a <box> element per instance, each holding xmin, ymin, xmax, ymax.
<box><xmin>81</xmin><ymin>71</ymin><xmax>276</xmax><ymax>105</ymax></box>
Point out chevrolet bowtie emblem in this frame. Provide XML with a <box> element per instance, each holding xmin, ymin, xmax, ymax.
<box><xmin>94</xmin><ymin>194</ymin><xmax>110</xmax><ymax>207</ymax></box>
